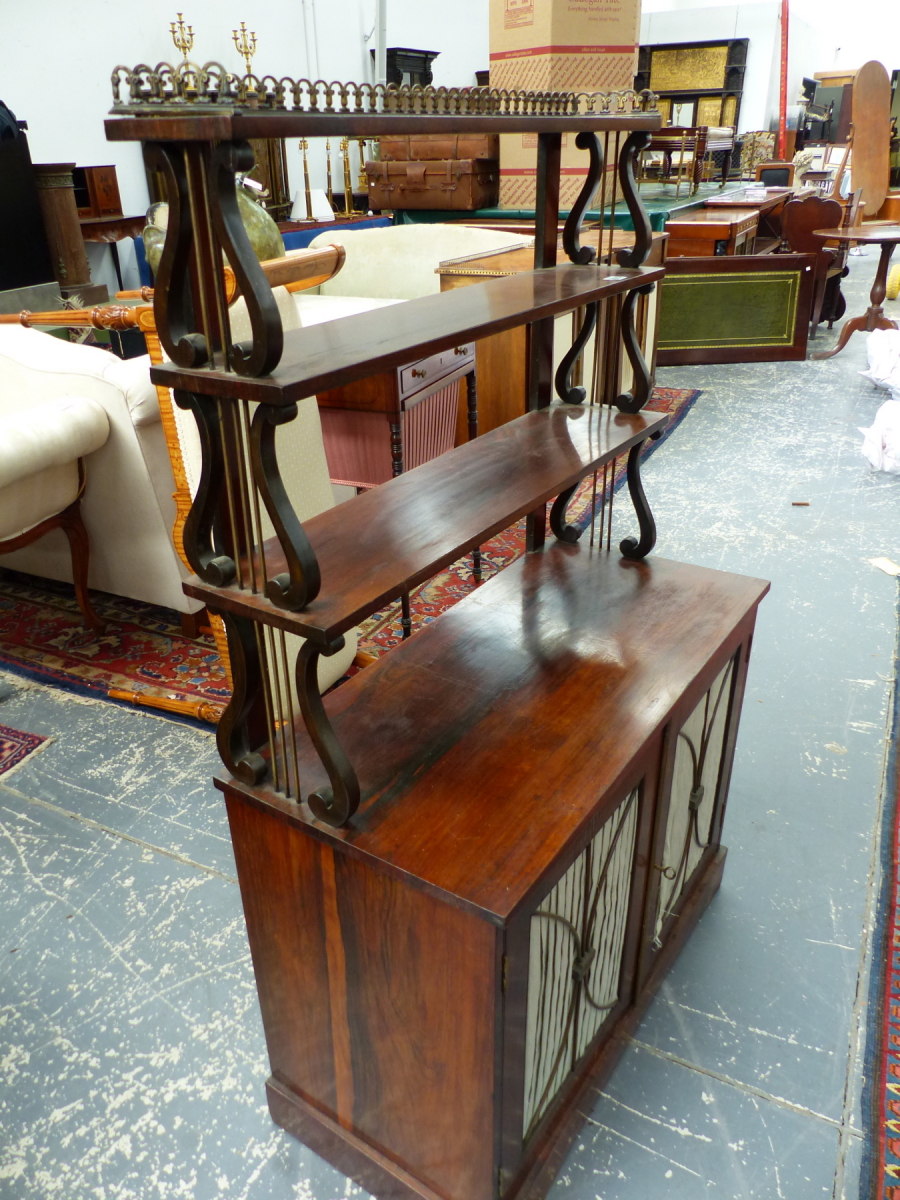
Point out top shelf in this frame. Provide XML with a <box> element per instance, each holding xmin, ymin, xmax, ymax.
<box><xmin>151</xmin><ymin>264</ymin><xmax>664</xmax><ymax>403</ymax></box>
<box><xmin>106</xmin><ymin>111</ymin><xmax>662</xmax><ymax>141</ymax></box>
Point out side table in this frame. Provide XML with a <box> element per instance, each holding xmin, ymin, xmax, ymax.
<box><xmin>810</xmin><ymin>225</ymin><xmax>900</xmax><ymax>359</ymax></box>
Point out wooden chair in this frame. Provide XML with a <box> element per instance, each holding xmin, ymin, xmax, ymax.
<box><xmin>754</xmin><ymin>161</ymin><xmax>795</xmax><ymax>187</ymax></box>
<box><xmin>778</xmin><ymin>193</ymin><xmax>844</xmax><ymax>336</ymax></box>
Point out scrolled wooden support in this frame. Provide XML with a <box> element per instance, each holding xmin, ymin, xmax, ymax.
<box><xmin>249</xmin><ymin>402</ymin><xmax>322</xmax><ymax>610</ymax></box>
<box><xmin>615</xmin><ymin>130</ymin><xmax>653</xmax><ymax>269</ymax></box>
<box><xmin>143</xmin><ymin>142</ymin><xmax>209</xmax><ymax>368</ymax></box>
<box><xmin>174</xmin><ymin>390</ymin><xmax>236</xmax><ymax>586</ymax></box>
<box><xmin>296</xmin><ymin>638</ymin><xmax>361</xmax><ymax>827</ymax></box>
<box><xmin>614</xmin><ymin>284</ymin><xmax>654</xmax><ymax>414</ymax></box>
<box><xmin>554</xmin><ymin>302</ymin><xmax>598</xmax><ymax>404</ymax></box>
<box><xmin>208</xmin><ymin>140</ymin><xmax>284</xmax><ymax>377</ymax></box>
<box><xmin>215</xmin><ymin>609</ymin><xmax>268</xmax><ymax>785</ymax></box>
<box><xmin>549</xmin><ymin>483</ymin><xmax>582</xmax><ymax>544</ymax></box>
<box><xmin>562</xmin><ymin>132</ymin><xmax>602</xmax><ymax>266</ymax></box>
<box><xmin>619</xmin><ymin>435</ymin><xmax>659</xmax><ymax>561</ymax></box>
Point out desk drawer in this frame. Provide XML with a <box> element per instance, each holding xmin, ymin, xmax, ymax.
<box><xmin>399</xmin><ymin>342</ymin><xmax>473</xmax><ymax>397</ymax></box>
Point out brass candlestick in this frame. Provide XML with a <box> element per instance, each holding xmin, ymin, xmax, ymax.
<box><xmin>169</xmin><ymin>12</ymin><xmax>194</xmax><ymax>63</ymax></box>
<box><xmin>357</xmin><ymin>137</ymin><xmax>368</xmax><ymax>194</ymax></box>
<box><xmin>299</xmin><ymin>139</ymin><xmax>313</xmax><ymax>220</ymax></box>
<box><xmin>325</xmin><ymin>139</ymin><xmax>335</xmax><ymax>211</ymax></box>
<box><xmin>232</xmin><ymin>21</ymin><xmax>257</xmax><ymax>75</ymax></box>
<box><xmin>341</xmin><ymin>137</ymin><xmax>353</xmax><ymax>217</ymax></box>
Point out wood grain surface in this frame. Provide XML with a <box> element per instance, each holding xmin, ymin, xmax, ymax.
<box><xmin>186</xmin><ymin>404</ymin><xmax>668</xmax><ymax>640</ymax></box>
<box><xmin>218</xmin><ymin>550</ymin><xmax>769</xmax><ymax>921</ymax></box>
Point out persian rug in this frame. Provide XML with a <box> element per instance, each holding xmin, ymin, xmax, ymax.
<box><xmin>0</xmin><ymin>723</ymin><xmax>49</xmax><ymax>778</ymax></box>
<box><xmin>862</xmin><ymin>599</ymin><xmax>900</xmax><ymax>1199</ymax></box>
<box><xmin>358</xmin><ymin>386</ymin><xmax>701</xmax><ymax>654</ymax></box>
<box><xmin>0</xmin><ymin>571</ymin><xmax>228</xmax><ymax>720</ymax></box>
<box><xmin>0</xmin><ymin>387</ymin><xmax>699</xmax><ymax>718</ymax></box>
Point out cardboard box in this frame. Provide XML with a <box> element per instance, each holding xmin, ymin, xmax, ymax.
<box><xmin>489</xmin><ymin>0</ymin><xmax>640</xmax><ymax>209</ymax></box>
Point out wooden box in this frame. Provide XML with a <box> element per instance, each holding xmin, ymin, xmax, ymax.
<box><xmin>72</xmin><ymin>164</ymin><xmax>122</xmax><ymax>219</ymax></box>
<box><xmin>220</xmin><ymin>550</ymin><xmax>768</xmax><ymax>1200</ymax></box>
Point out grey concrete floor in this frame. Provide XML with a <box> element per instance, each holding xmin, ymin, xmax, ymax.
<box><xmin>1</xmin><ymin>249</ymin><xmax>898</xmax><ymax>1199</ymax></box>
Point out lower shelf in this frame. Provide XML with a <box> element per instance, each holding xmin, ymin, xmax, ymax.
<box><xmin>220</xmin><ymin>546</ymin><xmax>769</xmax><ymax>1200</ymax></box>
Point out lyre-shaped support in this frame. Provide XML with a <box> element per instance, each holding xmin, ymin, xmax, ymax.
<box><xmin>174</xmin><ymin>390</ymin><xmax>237</xmax><ymax>586</ymax></box>
<box><xmin>549</xmin><ymin>483</ymin><xmax>582</xmax><ymax>544</ymax></box>
<box><xmin>296</xmin><ymin>639</ymin><xmax>361</xmax><ymax>827</ymax></box>
<box><xmin>562</xmin><ymin>132</ymin><xmax>602</xmax><ymax>266</ymax></box>
<box><xmin>208</xmin><ymin>141</ymin><xmax>284</xmax><ymax>377</ymax></box>
<box><xmin>215</xmin><ymin>609</ymin><xmax>268</xmax><ymax>785</ymax></box>
<box><xmin>619</xmin><ymin>435</ymin><xmax>659</xmax><ymax>561</ymax></box>
<box><xmin>249</xmin><ymin>403</ymin><xmax>321</xmax><ymax>610</ymax></box>
<box><xmin>616</xmin><ymin>130</ymin><xmax>653</xmax><ymax>270</ymax></box>
<box><xmin>554</xmin><ymin>302</ymin><xmax>598</xmax><ymax>404</ymax></box>
<box><xmin>143</xmin><ymin>143</ymin><xmax>209</xmax><ymax>368</ymax></box>
<box><xmin>614</xmin><ymin>284</ymin><xmax>654</xmax><ymax>414</ymax></box>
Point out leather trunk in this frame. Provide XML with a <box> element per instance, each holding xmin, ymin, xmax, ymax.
<box><xmin>378</xmin><ymin>133</ymin><xmax>499</xmax><ymax>161</ymax></box>
<box><xmin>366</xmin><ymin>159</ymin><xmax>500</xmax><ymax>211</ymax></box>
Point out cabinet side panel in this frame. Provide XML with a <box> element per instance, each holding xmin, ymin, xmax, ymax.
<box><xmin>335</xmin><ymin>852</ymin><xmax>499</xmax><ymax>1200</ymax></box>
<box><xmin>224</xmin><ymin>792</ymin><xmax>338</xmax><ymax>1114</ymax></box>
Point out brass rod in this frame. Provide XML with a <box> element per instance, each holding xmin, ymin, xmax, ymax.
<box><xmin>255</xmin><ymin>623</ymin><xmax>279</xmax><ymax>793</ymax></box>
<box><xmin>280</xmin><ymin>629</ymin><xmax>301</xmax><ymax>802</ymax></box>
<box><xmin>217</xmin><ymin>399</ymin><xmax>245</xmax><ymax>591</ymax></box>
<box><xmin>230</xmin><ymin>404</ymin><xmax>257</xmax><ymax>593</ymax></box>
<box><xmin>243</xmin><ymin>399</ymin><xmax>268</xmax><ymax>590</ymax></box>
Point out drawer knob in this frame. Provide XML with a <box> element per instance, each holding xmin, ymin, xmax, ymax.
<box><xmin>410</xmin><ymin>368</ymin><xmax>427</xmax><ymax>378</ymax></box>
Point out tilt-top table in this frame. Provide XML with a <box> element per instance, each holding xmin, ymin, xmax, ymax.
<box><xmin>810</xmin><ymin>225</ymin><xmax>900</xmax><ymax>359</ymax></box>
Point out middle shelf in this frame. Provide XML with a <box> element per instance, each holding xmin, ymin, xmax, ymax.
<box><xmin>184</xmin><ymin>402</ymin><xmax>669</xmax><ymax>643</ymax></box>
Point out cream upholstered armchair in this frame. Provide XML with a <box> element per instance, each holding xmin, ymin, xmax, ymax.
<box><xmin>0</xmin><ymin>388</ymin><xmax>109</xmax><ymax>631</ymax></box>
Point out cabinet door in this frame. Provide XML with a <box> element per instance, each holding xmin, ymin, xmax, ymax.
<box><xmin>519</xmin><ymin>783</ymin><xmax>644</xmax><ymax>1144</ymax></box>
<box><xmin>644</xmin><ymin>650</ymin><xmax>740</xmax><ymax>966</ymax></box>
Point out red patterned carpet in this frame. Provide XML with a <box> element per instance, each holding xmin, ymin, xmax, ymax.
<box><xmin>0</xmin><ymin>388</ymin><xmax>699</xmax><ymax>719</ymax></box>
<box><xmin>0</xmin><ymin>722</ymin><xmax>48</xmax><ymax>777</ymax></box>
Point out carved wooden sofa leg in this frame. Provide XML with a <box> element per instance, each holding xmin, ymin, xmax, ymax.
<box><xmin>0</xmin><ymin>495</ymin><xmax>104</xmax><ymax>633</ymax></box>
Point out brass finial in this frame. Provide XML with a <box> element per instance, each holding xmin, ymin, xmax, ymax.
<box><xmin>169</xmin><ymin>12</ymin><xmax>194</xmax><ymax>62</ymax></box>
<box><xmin>232</xmin><ymin>22</ymin><xmax>257</xmax><ymax>75</ymax></box>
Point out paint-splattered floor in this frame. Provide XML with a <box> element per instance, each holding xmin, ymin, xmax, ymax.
<box><xmin>1</xmin><ymin>250</ymin><xmax>897</xmax><ymax>1199</ymax></box>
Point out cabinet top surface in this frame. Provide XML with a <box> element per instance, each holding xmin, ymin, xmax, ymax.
<box><xmin>220</xmin><ymin>551</ymin><xmax>769</xmax><ymax>922</ymax></box>
<box><xmin>152</xmin><ymin>264</ymin><xmax>665</xmax><ymax>402</ymax></box>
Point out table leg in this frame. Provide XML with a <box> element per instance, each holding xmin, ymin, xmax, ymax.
<box><xmin>109</xmin><ymin>241</ymin><xmax>124</xmax><ymax>292</ymax></box>
<box><xmin>811</xmin><ymin>241</ymin><xmax>899</xmax><ymax>360</ymax></box>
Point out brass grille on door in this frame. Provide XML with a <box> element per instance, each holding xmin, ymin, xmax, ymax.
<box><xmin>654</xmin><ymin>657</ymin><xmax>735</xmax><ymax>943</ymax></box>
<box><xmin>522</xmin><ymin>786</ymin><xmax>640</xmax><ymax>1139</ymax></box>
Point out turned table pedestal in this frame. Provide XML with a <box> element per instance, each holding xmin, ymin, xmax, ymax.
<box><xmin>810</xmin><ymin>225</ymin><xmax>900</xmax><ymax>359</ymax></box>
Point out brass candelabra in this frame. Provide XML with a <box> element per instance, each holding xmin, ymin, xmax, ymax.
<box><xmin>232</xmin><ymin>22</ymin><xmax>256</xmax><ymax>75</ymax></box>
<box><xmin>169</xmin><ymin>12</ymin><xmax>194</xmax><ymax>63</ymax></box>
<box><xmin>299</xmin><ymin>139</ymin><xmax>313</xmax><ymax>220</ymax></box>
<box><xmin>325</xmin><ymin>139</ymin><xmax>335</xmax><ymax>211</ymax></box>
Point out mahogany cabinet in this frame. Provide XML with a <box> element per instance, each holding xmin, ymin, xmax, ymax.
<box><xmin>222</xmin><ymin>551</ymin><xmax>767</xmax><ymax>1200</ymax></box>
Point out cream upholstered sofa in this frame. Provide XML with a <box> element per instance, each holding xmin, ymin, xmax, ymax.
<box><xmin>0</xmin><ymin>327</ymin><xmax>195</xmax><ymax>616</ymax></box>
<box><xmin>295</xmin><ymin>222</ymin><xmax>531</xmax><ymax>319</ymax></box>
<box><xmin>0</xmin><ymin>319</ymin><xmax>357</xmax><ymax>691</ymax></box>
